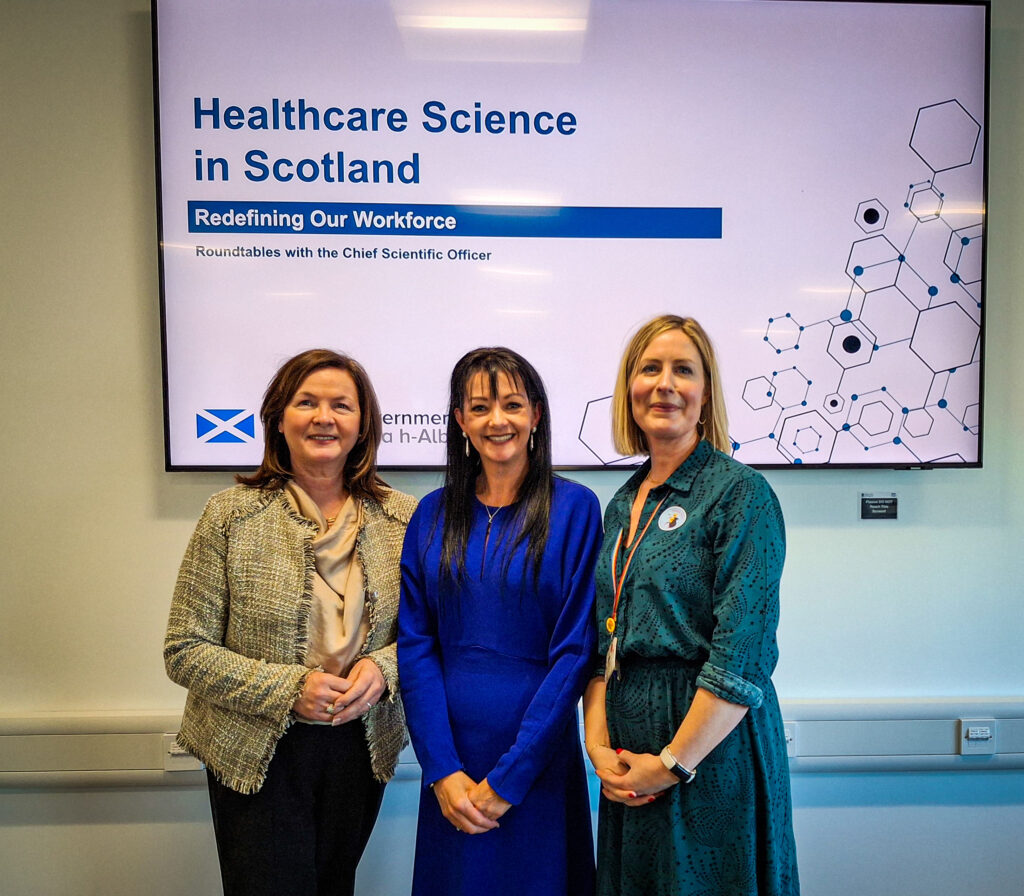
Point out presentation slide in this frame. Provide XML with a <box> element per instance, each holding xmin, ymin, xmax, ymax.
<box><xmin>155</xmin><ymin>0</ymin><xmax>987</xmax><ymax>469</ymax></box>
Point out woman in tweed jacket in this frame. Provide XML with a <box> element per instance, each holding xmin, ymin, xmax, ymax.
<box><xmin>165</xmin><ymin>349</ymin><xmax>415</xmax><ymax>896</ymax></box>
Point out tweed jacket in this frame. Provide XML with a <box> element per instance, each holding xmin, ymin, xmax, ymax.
<box><xmin>165</xmin><ymin>483</ymin><xmax>416</xmax><ymax>794</ymax></box>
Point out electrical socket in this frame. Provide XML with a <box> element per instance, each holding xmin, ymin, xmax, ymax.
<box><xmin>783</xmin><ymin>721</ymin><xmax>797</xmax><ymax>758</ymax></box>
<box><xmin>958</xmin><ymin>718</ymin><xmax>996</xmax><ymax>756</ymax></box>
<box><xmin>162</xmin><ymin>733</ymin><xmax>204</xmax><ymax>771</ymax></box>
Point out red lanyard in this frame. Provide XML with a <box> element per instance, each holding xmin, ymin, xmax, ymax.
<box><xmin>606</xmin><ymin>496</ymin><xmax>666</xmax><ymax>635</ymax></box>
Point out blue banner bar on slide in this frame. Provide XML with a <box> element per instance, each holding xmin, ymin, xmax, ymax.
<box><xmin>187</xmin><ymin>201</ymin><xmax>722</xmax><ymax>239</ymax></box>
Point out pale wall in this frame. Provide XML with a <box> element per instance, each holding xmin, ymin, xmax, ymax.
<box><xmin>1</xmin><ymin>2</ymin><xmax>1022</xmax><ymax>894</ymax></box>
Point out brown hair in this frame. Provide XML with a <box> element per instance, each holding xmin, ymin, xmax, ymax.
<box><xmin>611</xmin><ymin>315</ymin><xmax>730</xmax><ymax>456</ymax></box>
<box><xmin>236</xmin><ymin>348</ymin><xmax>385</xmax><ymax>501</ymax></box>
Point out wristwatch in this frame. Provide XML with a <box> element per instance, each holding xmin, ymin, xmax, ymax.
<box><xmin>659</xmin><ymin>746</ymin><xmax>696</xmax><ymax>783</ymax></box>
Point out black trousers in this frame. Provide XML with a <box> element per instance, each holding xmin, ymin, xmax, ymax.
<box><xmin>206</xmin><ymin>720</ymin><xmax>386</xmax><ymax>896</ymax></box>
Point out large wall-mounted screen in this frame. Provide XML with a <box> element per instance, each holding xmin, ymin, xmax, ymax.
<box><xmin>154</xmin><ymin>0</ymin><xmax>988</xmax><ymax>470</ymax></box>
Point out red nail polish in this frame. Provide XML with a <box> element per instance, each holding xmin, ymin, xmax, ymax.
<box><xmin>615</xmin><ymin>748</ymin><xmax>623</xmax><ymax>754</ymax></box>
<box><xmin>628</xmin><ymin>791</ymin><xmax>637</xmax><ymax>799</ymax></box>
<box><xmin>647</xmin><ymin>796</ymin><xmax>656</xmax><ymax>803</ymax></box>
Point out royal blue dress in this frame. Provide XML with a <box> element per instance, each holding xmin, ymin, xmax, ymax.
<box><xmin>398</xmin><ymin>477</ymin><xmax>602</xmax><ymax>896</ymax></box>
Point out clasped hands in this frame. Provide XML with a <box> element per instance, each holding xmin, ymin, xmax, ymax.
<box><xmin>588</xmin><ymin>743</ymin><xmax>677</xmax><ymax>807</ymax></box>
<box><xmin>432</xmin><ymin>770</ymin><xmax>512</xmax><ymax>835</ymax></box>
<box><xmin>292</xmin><ymin>659</ymin><xmax>386</xmax><ymax>725</ymax></box>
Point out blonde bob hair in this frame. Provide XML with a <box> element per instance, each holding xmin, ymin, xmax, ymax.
<box><xmin>612</xmin><ymin>315</ymin><xmax>730</xmax><ymax>457</ymax></box>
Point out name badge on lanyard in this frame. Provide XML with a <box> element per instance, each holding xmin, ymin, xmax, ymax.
<box><xmin>604</xmin><ymin>496</ymin><xmax>666</xmax><ymax>682</ymax></box>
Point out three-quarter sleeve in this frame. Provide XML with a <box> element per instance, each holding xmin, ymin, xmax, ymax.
<box><xmin>695</xmin><ymin>474</ymin><xmax>786</xmax><ymax>708</ymax></box>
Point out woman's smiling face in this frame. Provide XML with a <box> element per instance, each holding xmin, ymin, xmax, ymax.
<box><xmin>629</xmin><ymin>328</ymin><xmax>708</xmax><ymax>453</ymax></box>
<box><xmin>278</xmin><ymin>367</ymin><xmax>361</xmax><ymax>477</ymax></box>
<box><xmin>455</xmin><ymin>370</ymin><xmax>541</xmax><ymax>471</ymax></box>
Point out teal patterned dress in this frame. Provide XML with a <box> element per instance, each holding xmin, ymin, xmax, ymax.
<box><xmin>595</xmin><ymin>439</ymin><xmax>799</xmax><ymax>896</ymax></box>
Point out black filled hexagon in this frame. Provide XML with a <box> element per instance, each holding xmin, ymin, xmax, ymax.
<box><xmin>855</xmin><ymin>198</ymin><xmax>888</xmax><ymax>233</ymax></box>
<box><xmin>823</xmin><ymin>393</ymin><xmax>845</xmax><ymax>415</ymax></box>
<box><xmin>827</xmin><ymin>320</ymin><xmax>876</xmax><ymax>369</ymax></box>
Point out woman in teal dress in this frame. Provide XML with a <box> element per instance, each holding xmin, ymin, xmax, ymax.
<box><xmin>584</xmin><ymin>315</ymin><xmax>799</xmax><ymax>896</ymax></box>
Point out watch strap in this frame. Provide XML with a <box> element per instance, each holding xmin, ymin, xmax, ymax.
<box><xmin>659</xmin><ymin>745</ymin><xmax>696</xmax><ymax>783</ymax></box>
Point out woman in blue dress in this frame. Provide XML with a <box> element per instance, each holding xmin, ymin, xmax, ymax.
<box><xmin>399</xmin><ymin>347</ymin><xmax>602</xmax><ymax>896</ymax></box>
<box><xmin>583</xmin><ymin>316</ymin><xmax>799</xmax><ymax>896</ymax></box>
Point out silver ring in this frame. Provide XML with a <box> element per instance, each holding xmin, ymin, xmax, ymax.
<box><xmin>325</xmin><ymin>703</ymin><xmax>336</xmax><ymax>715</ymax></box>
<box><xmin>365</xmin><ymin>702</ymin><xmax>372</xmax><ymax>710</ymax></box>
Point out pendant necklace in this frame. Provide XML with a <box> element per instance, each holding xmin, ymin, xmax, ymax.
<box><xmin>483</xmin><ymin>502</ymin><xmax>503</xmax><ymax>545</ymax></box>
<box><xmin>480</xmin><ymin>502</ymin><xmax>506</xmax><ymax>576</ymax></box>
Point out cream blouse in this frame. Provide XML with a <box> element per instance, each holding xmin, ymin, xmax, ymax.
<box><xmin>285</xmin><ymin>482</ymin><xmax>370</xmax><ymax>681</ymax></box>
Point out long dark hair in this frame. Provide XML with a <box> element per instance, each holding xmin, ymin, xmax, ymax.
<box><xmin>236</xmin><ymin>348</ymin><xmax>386</xmax><ymax>502</ymax></box>
<box><xmin>440</xmin><ymin>347</ymin><xmax>553</xmax><ymax>585</ymax></box>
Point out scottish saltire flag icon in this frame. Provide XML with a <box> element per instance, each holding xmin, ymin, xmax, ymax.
<box><xmin>196</xmin><ymin>409</ymin><xmax>256</xmax><ymax>443</ymax></box>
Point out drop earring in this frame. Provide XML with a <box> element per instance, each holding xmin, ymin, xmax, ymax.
<box><xmin>464</xmin><ymin>432</ymin><xmax>470</xmax><ymax>457</ymax></box>
<box><xmin>529</xmin><ymin>427</ymin><xmax>536</xmax><ymax>452</ymax></box>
